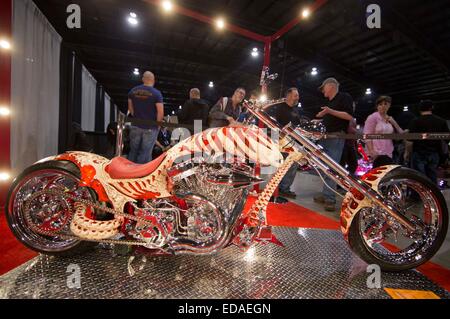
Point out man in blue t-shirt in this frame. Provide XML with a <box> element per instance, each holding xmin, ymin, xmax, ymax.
<box><xmin>127</xmin><ymin>71</ymin><xmax>164</xmax><ymax>164</ymax></box>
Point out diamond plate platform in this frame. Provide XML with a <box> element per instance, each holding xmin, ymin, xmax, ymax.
<box><xmin>1</xmin><ymin>227</ymin><xmax>449</xmax><ymax>299</ymax></box>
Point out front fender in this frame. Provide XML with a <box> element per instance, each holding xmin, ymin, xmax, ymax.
<box><xmin>340</xmin><ymin>165</ymin><xmax>400</xmax><ymax>241</ymax></box>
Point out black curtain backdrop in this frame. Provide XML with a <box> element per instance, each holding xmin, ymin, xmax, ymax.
<box><xmin>95</xmin><ymin>83</ymin><xmax>105</xmax><ymax>133</ymax></box>
<box><xmin>59</xmin><ymin>44</ymin><xmax>117</xmax><ymax>153</ymax></box>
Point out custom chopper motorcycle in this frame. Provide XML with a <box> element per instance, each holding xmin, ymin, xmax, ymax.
<box><xmin>5</xmin><ymin>99</ymin><xmax>448</xmax><ymax>272</ymax></box>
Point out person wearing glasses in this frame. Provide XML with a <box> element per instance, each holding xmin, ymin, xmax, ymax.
<box><xmin>209</xmin><ymin>87</ymin><xmax>246</xmax><ymax>128</ymax></box>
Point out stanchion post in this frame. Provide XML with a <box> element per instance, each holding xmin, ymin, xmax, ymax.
<box><xmin>254</xmin><ymin>38</ymin><xmax>273</xmax><ymax>193</ymax></box>
<box><xmin>115</xmin><ymin>112</ymin><xmax>126</xmax><ymax>157</ymax></box>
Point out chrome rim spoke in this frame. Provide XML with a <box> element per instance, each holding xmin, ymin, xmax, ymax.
<box><xmin>9</xmin><ymin>169</ymin><xmax>92</xmax><ymax>252</ymax></box>
<box><xmin>359</xmin><ymin>178</ymin><xmax>442</xmax><ymax>265</ymax></box>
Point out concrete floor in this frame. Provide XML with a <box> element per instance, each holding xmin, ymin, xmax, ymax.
<box><xmin>283</xmin><ymin>170</ymin><xmax>450</xmax><ymax>269</ymax></box>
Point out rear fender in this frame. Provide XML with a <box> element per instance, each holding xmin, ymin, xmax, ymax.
<box><xmin>55</xmin><ymin>152</ymin><xmax>111</xmax><ymax>203</ymax></box>
<box><xmin>34</xmin><ymin>155</ymin><xmax>57</xmax><ymax>164</ymax></box>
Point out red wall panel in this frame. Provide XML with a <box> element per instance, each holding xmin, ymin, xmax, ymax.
<box><xmin>0</xmin><ymin>0</ymin><xmax>12</xmax><ymax>205</ymax></box>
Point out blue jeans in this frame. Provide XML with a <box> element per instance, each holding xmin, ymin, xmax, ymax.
<box><xmin>319</xmin><ymin>138</ymin><xmax>345</xmax><ymax>203</ymax></box>
<box><xmin>128</xmin><ymin>126</ymin><xmax>159</xmax><ymax>164</ymax></box>
<box><xmin>412</xmin><ymin>151</ymin><xmax>440</xmax><ymax>185</ymax></box>
<box><xmin>279</xmin><ymin>162</ymin><xmax>299</xmax><ymax>193</ymax></box>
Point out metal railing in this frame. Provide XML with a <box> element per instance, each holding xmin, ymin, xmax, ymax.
<box><xmin>114</xmin><ymin>112</ymin><xmax>450</xmax><ymax>157</ymax></box>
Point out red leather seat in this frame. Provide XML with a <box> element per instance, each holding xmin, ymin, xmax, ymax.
<box><xmin>105</xmin><ymin>153</ymin><xmax>167</xmax><ymax>180</ymax></box>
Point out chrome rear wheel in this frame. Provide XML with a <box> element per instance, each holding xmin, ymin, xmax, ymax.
<box><xmin>6</xmin><ymin>161</ymin><xmax>96</xmax><ymax>255</ymax></box>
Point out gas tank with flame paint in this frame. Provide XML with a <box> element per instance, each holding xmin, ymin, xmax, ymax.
<box><xmin>166</xmin><ymin>126</ymin><xmax>283</xmax><ymax>167</ymax></box>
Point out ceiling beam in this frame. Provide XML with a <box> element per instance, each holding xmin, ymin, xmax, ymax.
<box><xmin>283</xmin><ymin>38</ymin><xmax>388</xmax><ymax>93</ymax></box>
<box><xmin>379</xmin><ymin>0</ymin><xmax>450</xmax><ymax>76</ymax></box>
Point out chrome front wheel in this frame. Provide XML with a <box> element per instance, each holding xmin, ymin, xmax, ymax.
<box><xmin>348</xmin><ymin>168</ymin><xmax>448</xmax><ymax>271</ymax></box>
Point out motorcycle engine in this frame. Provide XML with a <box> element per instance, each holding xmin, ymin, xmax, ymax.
<box><xmin>124</xmin><ymin>160</ymin><xmax>260</xmax><ymax>249</ymax></box>
<box><xmin>171</xmin><ymin>160</ymin><xmax>260</xmax><ymax>243</ymax></box>
<box><xmin>122</xmin><ymin>199</ymin><xmax>177</xmax><ymax>247</ymax></box>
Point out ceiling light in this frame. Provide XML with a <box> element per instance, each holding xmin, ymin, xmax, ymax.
<box><xmin>0</xmin><ymin>39</ymin><xmax>11</xmax><ymax>50</ymax></box>
<box><xmin>128</xmin><ymin>16</ymin><xmax>138</xmax><ymax>26</ymax></box>
<box><xmin>216</xmin><ymin>18</ymin><xmax>225</xmax><ymax>30</ymax></box>
<box><xmin>311</xmin><ymin>67</ymin><xmax>318</xmax><ymax>76</ymax></box>
<box><xmin>129</xmin><ymin>12</ymin><xmax>137</xmax><ymax>18</ymax></box>
<box><xmin>302</xmin><ymin>9</ymin><xmax>311</xmax><ymax>18</ymax></box>
<box><xmin>133</xmin><ymin>68</ymin><xmax>140</xmax><ymax>75</ymax></box>
<box><xmin>403</xmin><ymin>106</ymin><xmax>409</xmax><ymax>112</ymax></box>
<box><xmin>0</xmin><ymin>172</ymin><xmax>11</xmax><ymax>181</ymax></box>
<box><xmin>209</xmin><ymin>81</ymin><xmax>214</xmax><ymax>88</ymax></box>
<box><xmin>365</xmin><ymin>88</ymin><xmax>372</xmax><ymax>95</ymax></box>
<box><xmin>259</xmin><ymin>95</ymin><xmax>267</xmax><ymax>102</ymax></box>
<box><xmin>162</xmin><ymin>1</ymin><xmax>173</xmax><ymax>12</ymax></box>
<box><xmin>0</xmin><ymin>106</ymin><xmax>11</xmax><ymax>117</ymax></box>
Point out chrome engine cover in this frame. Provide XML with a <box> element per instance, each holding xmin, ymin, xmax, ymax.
<box><xmin>168</xmin><ymin>160</ymin><xmax>255</xmax><ymax>223</ymax></box>
<box><xmin>127</xmin><ymin>160</ymin><xmax>254</xmax><ymax>254</ymax></box>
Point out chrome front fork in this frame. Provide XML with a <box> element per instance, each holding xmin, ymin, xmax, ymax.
<box><xmin>242</xmin><ymin>102</ymin><xmax>415</xmax><ymax>232</ymax></box>
<box><xmin>284</xmin><ymin>126</ymin><xmax>415</xmax><ymax>232</ymax></box>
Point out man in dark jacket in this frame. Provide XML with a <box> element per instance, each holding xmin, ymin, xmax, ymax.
<box><xmin>69</xmin><ymin>122</ymin><xmax>93</xmax><ymax>152</ymax></box>
<box><xmin>178</xmin><ymin>88</ymin><xmax>210</xmax><ymax>134</ymax></box>
<box><xmin>267</xmin><ymin>88</ymin><xmax>301</xmax><ymax>199</ymax></box>
<box><xmin>406</xmin><ymin>100</ymin><xmax>450</xmax><ymax>184</ymax></box>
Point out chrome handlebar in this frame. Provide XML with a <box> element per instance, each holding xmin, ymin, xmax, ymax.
<box><xmin>242</xmin><ymin>99</ymin><xmax>326</xmax><ymax>141</ymax></box>
<box><xmin>242</xmin><ymin>98</ymin><xmax>286</xmax><ymax>112</ymax></box>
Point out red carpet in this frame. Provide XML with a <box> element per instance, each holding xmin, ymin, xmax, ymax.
<box><xmin>0</xmin><ymin>209</ymin><xmax>38</xmax><ymax>275</ymax></box>
<box><xmin>1</xmin><ymin>199</ymin><xmax>450</xmax><ymax>293</ymax></box>
<box><xmin>246</xmin><ymin>198</ymin><xmax>340</xmax><ymax>230</ymax></box>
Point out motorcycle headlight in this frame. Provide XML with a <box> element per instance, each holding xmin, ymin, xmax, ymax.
<box><xmin>295</xmin><ymin>118</ymin><xmax>326</xmax><ymax>141</ymax></box>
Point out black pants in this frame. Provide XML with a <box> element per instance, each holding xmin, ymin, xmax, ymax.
<box><xmin>340</xmin><ymin>142</ymin><xmax>358</xmax><ymax>175</ymax></box>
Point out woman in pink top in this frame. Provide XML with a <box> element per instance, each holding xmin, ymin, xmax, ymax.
<box><xmin>364</xmin><ymin>96</ymin><xmax>404</xmax><ymax>159</ymax></box>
